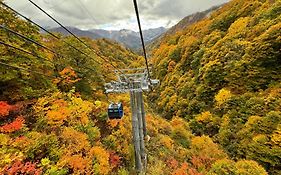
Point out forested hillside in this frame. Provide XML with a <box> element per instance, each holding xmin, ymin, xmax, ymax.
<box><xmin>0</xmin><ymin>0</ymin><xmax>280</xmax><ymax>174</ymax></box>
<box><xmin>147</xmin><ymin>5</ymin><xmax>222</xmax><ymax>54</ymax></box>
<box><xmin>0</xmin><ymin>3</ymin><xmax>138</xmax><ymax>101</ymax></box>
<box><xmin>150</xmin><ymin>0</ymin><xmax>281</xmax><ymax>174</ymax></box>
<box><xmin>0</xmin><ymin>1</ymin><xmax>206</xmax><ymax>175</ymax></box>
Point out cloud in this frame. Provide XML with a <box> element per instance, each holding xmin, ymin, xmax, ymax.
<box><xmin>4</xmin><ymin>0</ymin><xmax>230</xmax><ymax>31</ymax></box>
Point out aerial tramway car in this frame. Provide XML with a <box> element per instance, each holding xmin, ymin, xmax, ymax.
<box><xmin>108</xmin><ymin>102</ymin><xmax>124</xmax><ymax>119</ymax></box>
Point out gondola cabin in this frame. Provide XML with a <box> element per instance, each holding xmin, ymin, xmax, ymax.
<box><xmin>108</xmin><ymin>102</ymin><xmax>124</xmax><ymax>119</ymax></box>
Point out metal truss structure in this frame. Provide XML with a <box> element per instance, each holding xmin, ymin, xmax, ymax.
<box><xmin>105</xmin><ymin>68</ymin><xmax>159</xmax><ymax>93</ymax></box>
<box><xmin>105</xmin><ymin>68</ymin><xmax>159</xmax><ymax>174</ymax></box>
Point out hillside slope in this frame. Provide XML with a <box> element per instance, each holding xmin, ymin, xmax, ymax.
<box><xmin>147</xmin><ymin>5</ymin><xmax>222</xmax><ymax>55</ymax></box>
<box><xmin>1</xmin><ymin>3</ymin><xmax>243</xmax><ymax>174</ymax></box>
<box><xmin>0</xmin><ymin>0</ymin><xmax>278</xmax><ymax>174</ymax></box>
<box><xmin>0</xmin><ymin>2</ymin><xmax>213</xmax><ymax>175</ymax></box>
<box><xmin>150</xmin><ymin>0</ymin><xmax>281</xmax><ymax>174</ymax></box>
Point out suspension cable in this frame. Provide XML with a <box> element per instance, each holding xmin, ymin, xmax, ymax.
<box><xmin>27</xmin><ymin>0</ymin><xmax>123</xmax><ymax>74</ymax></box>
<box><xmin>76</xmin><ymin>0</ymin><xmax>98</xmax><ymax>25</ymax></box>
<box><xmin>0</xmin><ymin>28</ymin><xmax>107</xmax><ymax>79</ymax></box>
<box><xmin>0</xmin><ymin>40</ymin><xmax>105</xmax><ymax>80</ymax></box>
<box><xmin>0</xmin><ymin>25</ymin><xmax>58</xmax><ymax>55</ymax></box>
<box><xmin>0</xmin><ymin>2</ymin><xmax>115</xmax><ymax>81</ymax></box>
<box><xmin>132</xmin><ymin>0</ymin><xmax>151</xmax><ymax>82</ymax></box>
<box><xmin>0</xmin><ymin>61</ymin><xmax>54</xmax><ymax>77</ymax></box>
<box><xmin>0</xmin><ymin>40</ymin><xmax>51</xmax><ymax>64</ymax></box>
<box><xmin>0</xmin><ymin>2</ymin><xmax>103</xmax><ymax>66</ymax></box>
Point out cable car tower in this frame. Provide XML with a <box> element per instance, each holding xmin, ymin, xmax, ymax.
<box><xmin>106</xmin><ymin>0</ymin><xmax>159</xmax><ymax>173</ymax></box>
<box><xmin>105</xmin><ymin>68</ymin><xmax>159</xmax><ymax>173</ymax></box>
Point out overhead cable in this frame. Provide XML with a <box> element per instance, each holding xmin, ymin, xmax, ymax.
<box><xmin>0</xmin><ymin>2</ymin><xmax>103</xmax><ymax>66</ymax></box>
<box><xmin>132</xmin><ymin>0</ymin><xmax>151</xmax><ymax>82</ymax></box>
<box><xmin>0</xmin><ymin>40</ymin><xmax>51</xmax><ymax>64</ymax></box>
<box><xmin>27</xmin><ymin>0</ymin><xmax>122</xmax><ymax>73</ymax></box>
<box><xmin>0</xmin><ymin>25</ymin><xmax>58</xmax><ymax>55</ymax></box>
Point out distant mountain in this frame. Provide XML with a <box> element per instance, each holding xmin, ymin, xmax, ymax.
<box><xmin>90</xmin><ymin>29</ymin><xmax>142</xmax><ymax>49</ymax></box>
<box><xmin>49</xmin><ymin>26</ymin><xmax>102</xmax><ymax>39</ymax></box>
<box><xmin>48</xmin><ymin>27</ymin><xmax>167</xmax><ymax>49</ymax></box>
<box><xmin>143</xmin><ymin>27</ymin><xmax>167</xmax><ymax>41</ymax></box>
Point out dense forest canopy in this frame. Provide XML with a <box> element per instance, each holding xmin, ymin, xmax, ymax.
<box><xmin>149</xmin><ymin>0</ymin><xmax>281</xmax><ymax>174</ymax></box>
<box><xmin>0</xmin><ymin>0</ymin><xmax>280</xmax><ymax>174</ymax></box>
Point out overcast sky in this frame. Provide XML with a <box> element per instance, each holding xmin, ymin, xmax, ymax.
<box><xmin>5</xmin><ymin>0</ymin><xmax>230</xmax><ymax>31</ymax></box>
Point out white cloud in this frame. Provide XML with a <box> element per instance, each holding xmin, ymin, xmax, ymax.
<box><xmin>4</xmin><ymin>0</ymin><xmax>230</xmax><ymax>31</ymax></box>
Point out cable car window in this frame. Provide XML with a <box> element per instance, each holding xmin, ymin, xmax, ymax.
<box><xmin>108</xmin><ymin>102</ymin><xmax>124</xmax><ymax>119</ymax></box>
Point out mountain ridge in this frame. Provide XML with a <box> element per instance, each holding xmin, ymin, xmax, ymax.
<box><xmin>0</xmin><ymin>0</ymin><xmax>280</xmax><ymax>174</ymax></box>
<box><xmin>147</xmin><ymin>4</ymin><xmax>224</xmax><ymax>54</ymax></box>
<box><xmin>48</xmin><ymin>26</ymin><xmax>167</xmax><ymax>50</ymax></box>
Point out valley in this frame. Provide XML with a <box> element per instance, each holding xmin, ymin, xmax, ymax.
<box><xmin>0</xmin><ymin>0</ymin><xmax>280</xmax><ymax>174</ymax></box>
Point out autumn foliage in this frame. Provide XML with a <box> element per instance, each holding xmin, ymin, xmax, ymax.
<box><xmin>0</xmin><ymin>101</ymin><xmax>25</xmax><ymax>133</ymax></box>
<box><xmin>0</xmin><ymin>101</ymin><xmax>11</xmax><ymax>117</ymax></box>
<box><xmin>53</xmin><ymin>67</ymin><xmax>81</xmax><ymax>92</ymax></box>
<box><xmin>0</xmin><ymin>116</ymin><xmax>25</xmax><ymax>133</ymax></box>
<box><xmin>0</xmin><ymin>0</ymin><xmax>279</xmax><ymax>174</ymax></box>
<box><xmin>149</xmin><ymin>0</ymin><xmax>280</xmax><ymax>174</ymax></box>
<box><xmin>3</xmin><ymin>161</ymin><xmax>41</xmax><ymax>175</ymax></box>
